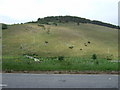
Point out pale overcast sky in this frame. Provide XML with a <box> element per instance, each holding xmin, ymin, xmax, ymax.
<box><xmin>0</xmin><ymin>0</ymin><xmax>119</xmax><ymax>25</ymax></box>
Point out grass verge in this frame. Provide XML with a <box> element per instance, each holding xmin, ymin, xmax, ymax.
<box><xmin>2</xmin><ymin>56</ymin><xmax>118</xmax><ymax>72</ymax></box>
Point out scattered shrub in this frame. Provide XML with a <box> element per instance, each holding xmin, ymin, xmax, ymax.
<box><xmin>80</xmin><ymin>49</ymin><xmax>82</xmax><ymax>50</ymax></box>
<box><xmin>106</xmin><ymin>54</ymin><xmax>113</xmax><ymax>60</ymax></box>
<box><xmin>84</xmin><ymin>43</ymin><xmax>87</xmax><ymax>46</ymax></box>
<box><xmin>45</xmin><ymin>41</ymin><xmax>48</xmax><ymax>44</ymax></box>
<box><xmin>88</xmin><ymin>41</ymin><xmax>91</xmax><ymax>44</ymax></box>
<box><xmin>95</xmin><ymin>60</ymin><xmax>99</xmax><ymax>65</ymax></box>
<box><xmin>69</xmin><ymin>46</ymin><xmax>74</xmax><ymax>49</ymax></box>
<box><xmin>58</xmin><ymin>56</ymin><xmax>64</xmax><ymax>61</ymax></box>
<box><xmin>92</xmin><ymin>54</ymin><xmax>97</xmax><ymax>60</ymax></box>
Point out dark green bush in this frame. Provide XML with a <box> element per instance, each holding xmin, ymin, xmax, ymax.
<box><xmin>95</xmin><ymin>60</ymin><xmax>99</xmax><ymax>65</ymax></box>
<box><xmin>2</xmin><ymin>24</ymin><xmax>7</xmax><ymax>29</ymax></box>
<box><xmin>92</xmin><ymin>54</ymin><xmax>97</xmax><ymax>60</ymax></box>
<box><xmin>58</xmin><ymin>56</ymin><xmax>64</xmax><ymax>61</ymax></box>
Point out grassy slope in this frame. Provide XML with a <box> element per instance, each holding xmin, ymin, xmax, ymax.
<box><xmin>3</xmin><ymin>22</ymin><xmax>118</xmax><ymax>59</ymax></box>
<box><xmin>2</xmin><ymin>23</ymin><xmax>119</xmax><ymax>71</ymax></box>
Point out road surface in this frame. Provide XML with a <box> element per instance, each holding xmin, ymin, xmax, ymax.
<box><xmin>1</xmin><ymin>73</ymin><xmax>119</xmax><ymax>88</ymax></box>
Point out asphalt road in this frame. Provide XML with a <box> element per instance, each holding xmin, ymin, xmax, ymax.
<box><xmin>1</xmin><ymin>73</ymin><xmax>119</xmax><ymax>88</ymax></box>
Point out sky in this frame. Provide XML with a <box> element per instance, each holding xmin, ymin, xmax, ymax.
<box><xmin>0</xmin><ymin>0</ymin><xmax>119</xmax><ymax>25</ymax></box>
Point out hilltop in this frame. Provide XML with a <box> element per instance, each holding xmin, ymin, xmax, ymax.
<box><xmin>36</xmin><ymin>16</ymin><xmax>119</xmax><ymax>29</ymax></box>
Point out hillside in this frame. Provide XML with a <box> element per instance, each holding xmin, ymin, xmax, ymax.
<box><xmin>2</xmin><ymin>18</ymin><xmax>119</xmax><ymax>72</ymax></box>
<box><xmin>3</xmin><ymin>22</ymin><xmax>118</xmax><ymax>59</ymax></box>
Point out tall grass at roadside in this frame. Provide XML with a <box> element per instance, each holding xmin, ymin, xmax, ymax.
<box><xmin>2</xmin><ymin>56</ymin><xmax>118</xmax><ymax>71</ymax></box>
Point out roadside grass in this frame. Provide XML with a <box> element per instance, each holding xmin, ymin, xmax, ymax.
<box><xmin>2</xmin><ymin>56</ymin><xmax>118</xmax><ymax>71</ymax></box>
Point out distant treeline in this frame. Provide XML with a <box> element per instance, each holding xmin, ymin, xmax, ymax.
<box><xmin>37</xmin><ymin>16</ymin><xmax>119</xmax><ymax>29</ymax></box>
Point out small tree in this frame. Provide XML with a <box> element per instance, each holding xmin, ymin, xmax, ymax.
<box><xmin>92</xmin><ymin>54</ymin><xmax>97</xmax><ymax>60</ymax></box>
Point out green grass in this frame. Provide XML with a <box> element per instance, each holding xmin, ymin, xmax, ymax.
<box><xmin>2</xmin><ymin>56</ymin><xmax>118</xmax><ymax>71</ymax></box>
